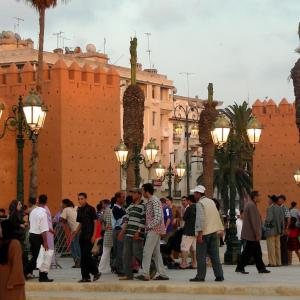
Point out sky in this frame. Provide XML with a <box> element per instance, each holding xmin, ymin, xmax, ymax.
<box><xmin>1</xmin><ymin>0</ymin><xmax>300</xmax><ymax>106</ymax></box>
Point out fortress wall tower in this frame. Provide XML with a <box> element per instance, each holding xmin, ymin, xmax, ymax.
<box><xmin>0</xmin><ymin>60</ymin><xmax>120</xmax><ymax>211</ymax></box>
<box><xmin>252</xmin><ymin>99</ymin><xmax>300</xmax><ymax>216</ymax></box>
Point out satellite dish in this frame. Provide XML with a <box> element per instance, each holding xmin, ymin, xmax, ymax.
<box><xmin>86</xmin><ymin>44</ymin><xmax>96</xmax><ymax>53</ymax></box>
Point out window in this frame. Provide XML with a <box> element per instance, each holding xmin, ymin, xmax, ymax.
<box><xmin>152</xmin><ymin>111</ymin><xmax>156</xmax><ymax>126</ymax></box>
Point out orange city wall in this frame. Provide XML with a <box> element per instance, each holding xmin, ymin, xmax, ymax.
<box><xmin>0</xmin><ymin>60</ymin><xmax>121</xmax><ymax>213</ymax></box>
<box><xmin>253</xmin><ymin>99</ymin><xmax>300</xmax><ymax>217</ymax></box>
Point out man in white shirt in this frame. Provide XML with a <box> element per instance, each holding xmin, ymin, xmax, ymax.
<box><xmin>24</xmin><ymin>195</ymin><xmax>53</xmax><ymax>282</ymax></box>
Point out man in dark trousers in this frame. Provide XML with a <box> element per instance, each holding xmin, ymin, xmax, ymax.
<box><xmin>75</xmin><ymin>192</ymin><xmax>100</xmax><ymax>282</ymax></box>
<box><xmin>25</xmin><ymin>195</ymin><xmax>53</xmax><ymax>282</ymax></box>
<box><xmin>112</xmin><ymin>191</ymin><xmax>126</xmax><ymax>275</ymax></box>
<box><xmin>236</xmin><ymin>191</ymin><xmax>270</xmax><ymax>274</ymax></box>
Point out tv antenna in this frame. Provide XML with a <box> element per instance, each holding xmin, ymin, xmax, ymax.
<box><xmin>144</xmin><ymin>32</ymin><xmax>152</xmax><ymax>69</ymax></box>
<box><xmin>53</xmin><ymin>31</ymin><xmax>64</xmax><ymax>48</ymax></box>
<box><xmin>13</xmin><ymin>17</ymin><xmax>24</xmax><ymax>35</ymax></box>
<box><xmin>103</xmin><ymin>38</ymin><xmax>106</xmax><ymax>54</ymax></box>
<box><xmin>179</xmin><ymin>72</ymin><xmax>195</xmax><ymax>99</ymax></box>
<box><xmin>62</xmin><ymin>36</ymin><xmax>71</xmax><ymax>48</ymax></box>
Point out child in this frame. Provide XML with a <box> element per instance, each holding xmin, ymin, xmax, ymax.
<box><xmin>287</xmin><ymin>217</ymin><xmax>300</xmax><ymax>265</ymax></box>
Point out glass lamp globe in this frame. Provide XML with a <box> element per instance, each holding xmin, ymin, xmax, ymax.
<box><xmin>175</xmin><ymin>160</ymin><xmax>186</xmax><ymax>178</ymax></box>
<box><xmin>247</xmin><ymin>116</ymin><xmax>262</xmax><ymax>146</ymax></box>
<box><xmin>190</xmin><ymin>124</ymin><xmax>199</xmax><ymax>138</ymax></box>
<box><xmin>23</xmin><ymin>90</ymin><xmax>43</xmax><ymax>131</ymax></box>
<box><xmin>145</xmin><ymin>138</ymin><xmax>159</xmax><ymax>163</ymax></box>
<box><xmin>211</xmin><ymin>115</ymin><xmax>231</xmax><ymax>148</ymax></box>
<box><xmin>174</xmin><ymin>123</ymin><xmax>183</xmax><ymax>137</ymax></box>
<box><xmin>0</xmin><ymin>103</ymin><xmax>4</xmax><ymax>120</ymax></box>
<box><xmin>155</xmin><ymin>161</ymin><xmax>165</xmax><ymax>179</ymax></box>
<box><xmin>294</xmin><ymin>169</ymin><xmax>300</xmax><ymax>186</ymax></box>
<box><xmin>114</xmin><ymin>140</ymin><xmax>128</xmax><ymax>165</ymax></box>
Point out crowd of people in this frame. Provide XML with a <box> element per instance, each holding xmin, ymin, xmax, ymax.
<box><xmin>1</xmin><ymin>183</ymin><xmax>300</xmax><ymax>298</ymax></box>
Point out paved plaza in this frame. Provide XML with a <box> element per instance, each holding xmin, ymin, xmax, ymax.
<box><xmin>26</xmin><ymin>242</ymin><xmax>300</xmax><ymax>300</ymax></box>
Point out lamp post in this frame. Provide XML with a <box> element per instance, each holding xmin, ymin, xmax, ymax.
<box><xmin>211</xmin><ymin>114</ymin><xmax>262</xmax><ymax>264</ymax></box>
<box><xmin>173</xmin><ymin>103</ymin><xmax>200</xmax><ymax>196</ymax></box>
<box><xmin>114</xmin><ymin>138</ymin><xmax>159</xmax><ymax>188</ymax></box>
<box><xmin>155</xmin><ymin>152</ymin><xmax>186</xmax><ymax>198</ymax></box>
<box><xmin>0</xmin><ymin>91</ymin><xmax>48</xmax><ymax>203</ymax></box>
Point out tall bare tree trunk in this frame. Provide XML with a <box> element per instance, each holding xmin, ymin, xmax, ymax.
<box><xmin>291</xmin><ymin>58</ymin><xmax>300</xmax><ymax>141</ymax></box>
<box><xmin>198</xmin><ymin>83</ymin><xmax>218</xmax><ymax>198</ymax></box>
<box><xmin>28</xmin><ymin>6</ymin><xmax>45</xmax><ymax>200</ymax></box>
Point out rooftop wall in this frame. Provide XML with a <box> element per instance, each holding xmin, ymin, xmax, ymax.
<box><xmin>252</xmin><ymin>98</ymin><xmax>300</xmax><ymax>216</ymax></box>
<box><xmin>0</xmin><ymin>60</ymin><xmax>120</xmax><ymax>213</ymax></box>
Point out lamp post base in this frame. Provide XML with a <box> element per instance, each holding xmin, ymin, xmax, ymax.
<box><xmin>224</xmin><ymin>233</ymin><xmax>241</xmax><ymax>265</ymax></box>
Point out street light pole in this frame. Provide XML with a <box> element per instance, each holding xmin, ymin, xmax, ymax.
<box><xmin>16</xmin><ymin>96</ymin><xmax>25</xmax><ymax>203</ymax></box>
<box><xmin>174</xmin><ymin>104</ymin><xmax>200</xmax><ymax>196</ymax></box>
<box><xmin>211</xmin><ymin>114</ymin><xmax>263</xmax><ymax>265</ymax></box>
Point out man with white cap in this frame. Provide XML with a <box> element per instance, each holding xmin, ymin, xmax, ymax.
<box><xmin>190</xmin><ymin>185</ymin><xmax>224</xmax><ymax>282</ymax></box>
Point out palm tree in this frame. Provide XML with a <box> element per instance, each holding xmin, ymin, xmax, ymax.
<box><xmin>291</xmin><ymin>22</ymin><xmax>300</xmax><ymax>138</ymax></box>
<box><xmin>213</xmin><ymin>101</ymin><xmax>253</xmax><ymax>211</ymax></box>
<box><xmin>21</xmin><ymin>0</ymin><xmax>67</xmax><ymax>199</ymax></box>
<box><xmin>198</xmin><ymin>83</ymin><xmax>218</xmax><ymax>198</ymax></box>
<box><xmin>123</xmin><ymin>38</ymin><xmax>145</xmax><ymax>190</ymax></box>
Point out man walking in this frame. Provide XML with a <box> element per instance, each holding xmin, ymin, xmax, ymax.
<box><xmin>119</xmin><ymin>188</ymin><xmax>146</xmax><ymax>280</ymax></box>
<box><xmin>75</xmin><ymin>192</ymin><xmax>100</xmax><ymax>282</ymax></box>
<box><xmin>265</xmin><ymin>195</ymin><xmax>284</xmax><ymax>267</ymax></box>
<box><xmin>190</xmin><ymin>185</ymin><xmax>224</xmax><ymax>282</ymax></box>
<box><xmin>180</xmin><ymin>195</ymin><xmax>197</xmax><ymax>269</ymax></box>
<box><xmin>278</xmin><ymin>194</ymin><xmax>291</xmax><ymax>266</ymax></box>
<box><xmin>236</xmin><ymin>191</ymin><xmax>270</xmax><ymax>274</ymax></box>
<box><xmin>25</xmin><ymin>195</ymin><xmax>53</xmax><ymax>282</ymax></box>
<box><xmin>136</xmin><ymin>183</ymin><xmax>169</xmax><ymax>281</ymax></box>
<box><xmin>112</xmin><ymin>191</ymin><xmax>126</xmax><ymax>275</ymax></box>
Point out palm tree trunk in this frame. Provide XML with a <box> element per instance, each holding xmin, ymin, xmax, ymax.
<box><xmin>37</xmin><ymin>6</ymin><xmax>45</xmax><ymax>94</ymax></box>
<box><xmin>291</xmin><ymin>58</ymin><xmax>300</xmax><ymax>140</ymax></box>
<box><xmin>28</xmin><ymin>6</ymin><xmax>45</xmax><ymax>199</ymax></box>
<box><xmin>29</xmin><ymin>136</ymin><xmax>39</xmax><ymax>198</ymax></box>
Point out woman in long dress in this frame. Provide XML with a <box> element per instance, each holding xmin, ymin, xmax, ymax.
<box><xmin>98</xmin><ymin>200</ymin><xmax>113</xmax><ymax>274</ymax></box>
<box><xmin>0</xmin><ymin>219</ymin><xmax>25</xmax><ymax>300</ymax></box>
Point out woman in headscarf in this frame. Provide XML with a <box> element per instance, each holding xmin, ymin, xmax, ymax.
<box><xmin>0</xmin><ymin>219</ymin><xmax>25</xmax><ymax>300</ymax></box>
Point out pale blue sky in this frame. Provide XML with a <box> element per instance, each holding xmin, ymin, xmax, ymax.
<box><xmin>1</xmin><ymin>0</ymin><xmax>300</xmax><ymax>105</ymax></box>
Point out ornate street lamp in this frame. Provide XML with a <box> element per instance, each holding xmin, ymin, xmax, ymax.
<box><xmin>144</xmin><ymin>138</ymin><xmax>159</xmax><ymax>163</ymax></box>
<box><xmin>173</xmin><ymin>103</ymin><xmax>200</xmax><ymax>195</ymax></box>
<box><xmin>0</xmin><ymin>93</ymin><xmax>48</xmax><ymax>203</ymax></box>
<box><xmin>247</xmin><ymin>116</ymin><xmax>262</xmax><ymax>147</ymax></box>
<box><xmin>155</xmin><ymin>154</ymin><xmax>186</xmax><ymax>198</ymax></box>
<box><xmin>114</xmin><ymin>139</ymin><xmax>129</xmax><ymax>166</ymax></box>
<box><xmin>114</xmin><ymin>138</ymin><xmax>159</xmax><ymax>188</ymax></box>
<box><xmin>294</xmin><ymin>169</ymin><xmax>300</xmax><ymax>186</ymax></box>
<box><xmin>211</xmin><ymin>112</ymin><xmax>263</xmax><ymax>265</ymax></box>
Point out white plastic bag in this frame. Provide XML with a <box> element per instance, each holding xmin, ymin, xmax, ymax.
<box><xmin>36</xmin><ymin>245</ymin><xmax>54</xmax><ymax>273</ymax></box>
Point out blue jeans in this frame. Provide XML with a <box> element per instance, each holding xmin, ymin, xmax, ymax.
<box><xmin>71</xmin><ymin>233</ymin><xmax>81</xmax><ymax>263</ymax></box>
<box><xmin>196</xmin><ymin>232</ymin><xmax>224</xmax><ymax>280</ymax></box>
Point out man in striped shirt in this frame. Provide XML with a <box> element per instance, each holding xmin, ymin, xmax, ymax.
<box><xmin>136</xmin><ymin>183</ymin><xmax>169</xmax><ymax>281</ymax></box>
<box><xmin>119</xmin><ymin>188</ymin><xmax>146</xmax><ymax>280</ymax></box>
